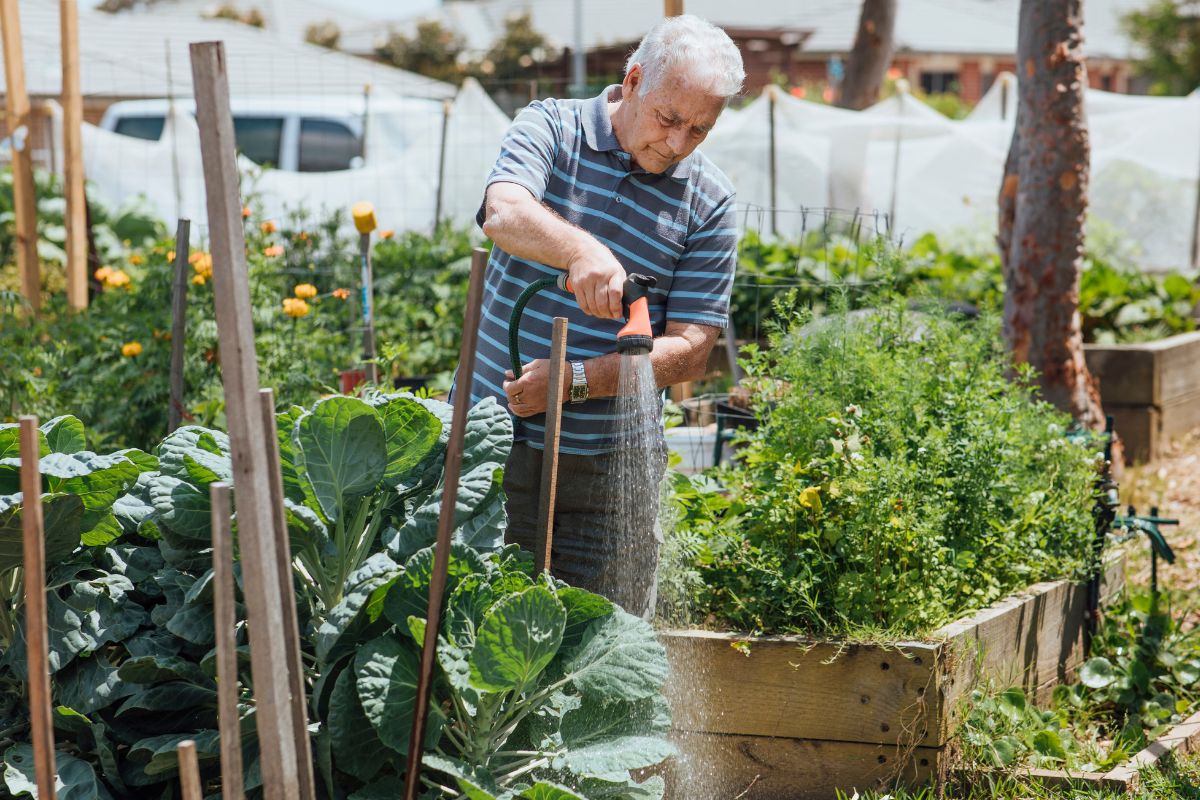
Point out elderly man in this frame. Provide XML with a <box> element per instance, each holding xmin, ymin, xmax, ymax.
<box><xmin>467</xmin><ymin>15</ymin><xmax>744</xmax><ymax>617</ymax></box>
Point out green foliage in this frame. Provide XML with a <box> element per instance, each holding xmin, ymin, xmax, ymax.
<box><xmin>666</xmin><ymin>301</ymin><xmax>1101</xmax><ymax>636</ymax></box>
<box><xmin>961</xmin><ymin>593</ymin><xmax>1200</xmax><ymax>774</ymax></box>
<box><xmin>0</xmin><ymin>400</ymin><xmax>671</xmax><ymax>798</ymax></box>
<box><xmin>1122</xmin><ymin>0</ymin><xmax>1200</xmax><ymax>96</ymax></box>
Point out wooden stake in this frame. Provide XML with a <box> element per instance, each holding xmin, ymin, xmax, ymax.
<box><xmin>433</xmin><ymin>98</ymin><xmax>451</xmax><ymax>234</ymax></box>
<box><xmin>169</xmin><ymin>219</ymin><xmax>192</xmax><ymax>433</ymax></box>
<box><xmin>189</xmin><ymin>41</ymin><xmax>300</xmax><ymax>800</ymax></box>
<box><xmin>536</xmin><ymin>317</ymin><xmax>569</xmax><ymax>574</ymax></box>
<box><xmin>259</xmin><ymin>388</ymin><xmax>316</xmax><ymax>800</ymax></box>
<box><xmin>1</xmin><ymin>0</ymin><xmax>40</xmax><ymax>310</ymax></box>
<box><xmin>177</xmin><ymin>740</ymin><xmax>203</xmax><ymax>800</ymax></box>
<box><xmin>403</xmin><ymin>248</ymin><xmax>489</xmax><ymax>800</ymax></box>
<box><xmin>664</xmin><ymin>0</ymin><xmax>684</xmax><ymax>16</ymax></box>
<box><xmin>60</xmin><ymin>0</ymin><xmax>86</xmax><ymax>311</ymax></box>
<box><xmin>210</xmin><ymin>483</ymin><xmax>245</xmax><ymax>800</ymax></box>
<box><xmin>18</xmin><ymin>417</ymin><xmax>56</xmax><ymax>800</ymax></box>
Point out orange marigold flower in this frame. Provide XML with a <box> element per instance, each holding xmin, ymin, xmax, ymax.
<box><xmin>167</xmin><ymin>250</ymin><xmax>176</xmax><ymax>261</ymax></box>
<box><xmin>129</xmin><ymin>253</ymin><xmax>144</xmax><ymax>266</ymax></box>
<box><xmin>332</xmin><ymin>288</ymin><xmax>350</xmax><ymax>300</ymax></box>
<box><xmin>282</xmin><ymin>297</ymin><xmax>310</xmax><ymax>318</ymax></box>
<box><xmin>189</xmin><ymin>251</ymin><xmax>204</xmax><ymax>264</ymax></box>
<box><xmin>192</xmin><ymin>274</ymin><xmax>206</xmax><ymax>286</ymax></box>
<box><xmin>294</xmin><ymin>283</ymin><xmax>318</xmax><ymax>299</ymax></box>
<box><xmin>192</xmin><ymin>253</ymin><xmax>213</xmax><ymax>278</ymax></box>
<box><xmin>264</xmin><ymin>245</ymin><xmax>284</xmax><ymax>258</ymax></box>
<box><xmin>121</xmin><ymin>341</ymin><xmax>143</xmax><ymax>357</ymax></box>
<box><xmin>379</xmin><ymin>229</ymin><xmax>395</xmax><ymax>240</ymax></box>
<box><xmin>296</xmin><ymin>231</ymin><xmax>310</xmax><ymax>241</ymax></box>
<box><xmin>94</xmin><ymin>266</ymin><xmax>113</xmax><ymax>282</ymax></box>
<box><xmin>261</xmin><ymin>220</ymin><xmax>278</xmax><ymax>234</ymax></box>
<box><xmin>242</xmin><ymin>206</ymin><xmax>252</xmax><ymax>218</ymax></box>
<box><xmin>105</xmin><ymin>270</ymin><xmax>132</xmax><ymax>289</ymax></box>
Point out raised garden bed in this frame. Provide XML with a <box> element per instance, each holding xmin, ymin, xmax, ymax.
<box><xmin>1085</xmin><ymin>331</ymin><xmax>1200</xmax><ymax>463</ymax></box>
<box><xmin>657</xmin><ymin>550</ymin><xmax>1128</xmax><ymax>799</ymax></box>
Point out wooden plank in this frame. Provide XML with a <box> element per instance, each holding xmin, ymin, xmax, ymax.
<box><xmin>1156</xmin><ymin>332</ymin><xmax>1200</xmax><ymax>406</ymax></box>
<box><xmin>59</xmin><ymin>0</ymin><xmax>86</xmax><ymax>310</ymax></box>
<box><xmin>259</xmin><ymin>388</ymin><xmax>316</xmax><ymax>800</ymax></box>
<box><xmin>177</xmin><ymin>739</ymin><xmax>203</xmax><ymax>800</ymax></box>
<box><xmin>168</xmin><ymin>220</ymin><xmax>192</xmax><ymax>433</ymax></box>
<box><xmin>1</xmin><ymin>0</ymin><xmax>40</xmax><ymax>310</ymax></box>
<box><xmin>1106</xmin><ymin>404</ymin><xmax>1160</xmax><ymax>465</ymax></box>
<box><xmin>209</xmin><ymin>483</ymin><xmax>245</xmax><ymax>800</ymax></box>
<box><xmin>1084</xmin><ymin>332</ymin><xmax>1200</xmax><ymax>408</ymax></box>
<box><xmin>189</xmin><ymin>41</ymin><xmax>300</xmax><ymax>800</ymax></box>
<box><xmin>1160</xmin><ymin>388</ymin><xmax>1200</xmax><ymax>443</ymax></box>
<box><xmin>661</xmin><ymin>629</ymin><xmax>942</xmax><ymax>747</ymax></box>
<box><xmin>403</xmin><ymin>247</ymin><xmax>489</xmax><ymax>800</ymax></box>
<box><xmin>536</xmin><ymin>317</ymin><xmax>568</xmax><ymax>574</ymax></box>
<box><xmin>1105</xmin><ymin>707</ymin><xmax>1200</xmax><ymax>788</ymax></box>
<box><xmin>19</xmin><ymin>418</ymin><xmax>56</xmax><ymax>800</ymax></box>
<box><xmin>664</xmin><ymin>731</ymin><xmax>940</xmax><ymax>800</ymax></box>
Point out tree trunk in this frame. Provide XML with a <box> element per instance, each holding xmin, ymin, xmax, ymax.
<box><xmin>837</xmin><ymin>0</ymin><xmax>897</xmax><ymax>110</ymax></box>
<box><xmin>999</xmin><ymin>0</ymin><xmax>1104</xmax><ymax>428</ymax></box>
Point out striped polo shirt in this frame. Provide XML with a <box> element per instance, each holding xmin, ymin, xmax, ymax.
<box><xmin>468</xmin><ymin>84</ymin><xmax>738</xmax><ymax>455</ymax></box>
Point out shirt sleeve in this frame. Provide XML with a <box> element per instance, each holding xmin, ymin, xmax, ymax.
<box><xmin>665</xmin><ymin>192</ymin><xmax>738</xmax><ymax>329</ymax></box>
<box><xmin>475</xmin><ymin>100</ymin><xmax>561</xmax><ymax>228</ymax></box>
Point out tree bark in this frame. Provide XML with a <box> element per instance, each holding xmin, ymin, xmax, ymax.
<box><xmin>999</xmin><ymin>0</ymin><xmax>1104</xmax><ymax>428</ymax></box>
<box><xmin>837</xmin><ymin>0</ymin><xmax>897</xmax><ymax>110</ymax></box>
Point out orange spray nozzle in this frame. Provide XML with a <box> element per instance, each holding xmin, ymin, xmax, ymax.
<box><xmin>617</xmin><ymin>274</ymin><xmax>656</xmax><ymax>354</ymax></box>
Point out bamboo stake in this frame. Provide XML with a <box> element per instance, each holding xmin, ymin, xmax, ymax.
<box><xmin>259</xmin><ymin>388</ymin><xmax>316</xmax><ymax>800</ymax></box>
<box><xmin>177</xmin><ymin>740</ymin><xmax>203</xmax><ymax>800</ymax></box>
<box><xmin>1</xmin><ymin>0</ymin><xmax>40</xmax><ymax>310</ymax></box>
<box><xmin>189</xmin><ymin>41</ymin><xmax>300</xmax><ymax>800</ymax></box>
<box><xmin>18</xmin><ymin>417</ymin><xmax>56</xmax><ymax>800</ymax></box>
<box><xmin>664</xmin><ymin>0</ymin><xmax>684</xmax><ymax>16</ymax></box>
<box><xmin>210</xmin><ymin>483</ymin><xmax>245</xmax><ymax>800</ymax></box>
<box><xmin>536</xmin><ymin>317</ymin><xmax>569</xmax><ymax>574</ymax></box>
<box><xmin>60</xmin><ymin>0</ymin><xmax>86</xmax><ymax>311</ymax></box>
<box><xmin>433</xmin><ymin>98</ymin><xmax>451</xmax><ymax>234</ymax></box>
<box><xmin>168</xmin><ymin>219</ymin><xmax>192</xmax><ymax>433</ymax></box>
<box><xmin>403</xmin><ymin>248</ymin><xmax>489</xmax><ymax>800</ymax></box>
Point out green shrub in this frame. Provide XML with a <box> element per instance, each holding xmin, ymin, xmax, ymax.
<box><xmin>666</xmin><ymin>299</ymin><xmax>1102</xmax><ymax>637</ymax></box>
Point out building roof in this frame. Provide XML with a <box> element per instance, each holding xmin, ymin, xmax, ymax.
<box><xmin>338</xmin><ymin>0</ymin><xmax>1150</xmax><ymax>63</ymax></box>
<box><xmin>1</xmin><ymin>0</ymin><xmax>455</xmax><ymax>101</ymax></box>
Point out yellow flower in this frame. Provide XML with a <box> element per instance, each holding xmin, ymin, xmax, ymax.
<box><xmin>129</xmin><ymin>253</ymin><xmax>144</xmax><ymax>266</ymax></box>
<box><xmin>282</xmin><ymin>297</ymin><xmax>310</xmax><ymax>318</ymax></box>
<box><xmin>379</xmin><ymin>229</ymin><xmax>394</xmax><ymax>240</ymax></box>
<box><xmin>332</xmin><ymin>288</ymin><xmax>350</xmax><ymax>300</ymax></box>
<box><xmin>798</xmin><ymin>486</ymin><xmax>822</xmax><ymax>512</ymax></box>
<box><xmin>121</xmin><ymin>341</ymin><xmax>143</xmax><ymax>357</ymax></box>
<box><xmin>192</xmin><ymin>253</ymin><xmax>213</xmax><ymax>278</ymax></box>
<box><xmin>294</xmin><ymin>283</ymin><xmax>318</xmax><ymax>299</ymax></box>
<box><xmin>104</xmin><ymin>270</ymin><xmax>131</xmax><ymax>289</ymax></box>
<box><xmin>188</xmin><ymin>251</ymin><xmax>204</xmax><ymax>264</ymax></box>
<box><xmin>94</xmin><ymin>266</ymin><xmax>112</xmax><ymax>282</ymax></box>
<box><xmin>264</xmin><ymin>245</ymin><xmax>284</xmax><ymax>258</ymax></box>
<box><xmin>261</xmin><ymin>220</ymin><xmax>278</xmax><ymax>234</ymax></box>
<box><xmin>192</xmin><ymin>274</ymin><xmax>207</xmax><ymax>286</ymax></box>
<box><xmin>166</xmin><ymin>250</ymin><xmax>175</xmax><ymax>261</ymax></box>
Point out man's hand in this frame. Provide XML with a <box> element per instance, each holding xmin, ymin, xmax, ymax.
<box><xmin>566</xmin><ymin>240</ymin><xmax>626</xmax><ymax>320</ymax></box>
<box><xmin>502</xmin><ymin>360</ymin><xmax>571</xmax><ymax>418</ymax></box>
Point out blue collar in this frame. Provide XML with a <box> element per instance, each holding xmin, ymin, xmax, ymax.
<box><xmin>581</xmin><ymin>84</ymin><xmax>696</xmax><ymax>181</ymax></box>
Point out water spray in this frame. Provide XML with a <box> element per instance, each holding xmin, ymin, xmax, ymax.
<box><xmin>509</xmin><ymin>273</ymin><xmax>658</xmax><ymax>376</ymax></box>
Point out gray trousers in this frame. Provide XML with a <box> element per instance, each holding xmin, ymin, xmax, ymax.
<box><xmin>503</xmin><ymin>441</ymin><xmax>666</xmax><ymax>620</ymax></box>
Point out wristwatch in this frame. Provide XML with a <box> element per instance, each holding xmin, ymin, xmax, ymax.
<box><xmin>569</xmin><ymin>360</ymin><xmax>589</xmax><ymax>404</ymax></box>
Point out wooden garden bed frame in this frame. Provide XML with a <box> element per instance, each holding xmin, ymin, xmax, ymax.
<box><xmin>1084</xmin><ymin>331</ymin><xmax>1200</xmax><ymax>463</ymax></box>
<box><xmin>658</xmin><ymin>550</ymin><xmax>1128</xmax><ymax>799</ymax></box>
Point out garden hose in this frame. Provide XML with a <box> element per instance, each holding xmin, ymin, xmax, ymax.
<box><xmin>508</xmin><ymin>273</ymin><xmax>658</xmax><ymax>378</ymax></box>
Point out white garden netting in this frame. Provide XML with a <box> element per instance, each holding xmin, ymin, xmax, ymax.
<box><xmin>72</xmin><ymin>72</ymin><xmax>1200</xmax><ymax>270</ymax></box>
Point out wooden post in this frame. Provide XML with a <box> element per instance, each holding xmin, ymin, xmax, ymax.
<box><xmin>433</xmin><ymin>98</ymin><xmax>451</xmax><ymax>233</ymax></box>
<box><xmin>169</xmin><ymin>219</ymin><xmax>192</xmax><ymax>433</ymax></box>
<box><xmin>1</xmin><ymin>0</ymin><xmax>40</xmax><ymax>310</ymax></box>
<box><xmin>19</xmin><ymin>417</ymin><xmax>56</xmax><ymax>800</ymax></box>
<box><xmin>403</xmin><ymin>248</ymin><xmax>488</xmax><ymax>800</ymax></box>
<box><xmin>259</xmin><ymin>388</ymin><xmax>316</xmax><ymax>800</ymax></box>
<box><xmin>189</xmin><ymin>41</ymin><xmax>300</xmax><ymax>800</ymax></box>
<box><xmin>176</xmin><ymin>740</ymin><xmax>203</xmax><ymax>800</ymax></box>
<box><xmin>536</xmin><ymin>318</ymin><xmax>569</xmax><ymax>574</ymax></box>
<box><xmin>664</xmin><ymin>0</ymin><xmax>684</xmax><ymax>16</ymax></box>
<box><xmin>60</xmin><ymin>0</ymin><xmax>86</xmax><ymax>311</ymax></box>
<box><xmin>210</xmin><ymin>483</ymin><xmax>245</xmax><ymax>800</ymax></box>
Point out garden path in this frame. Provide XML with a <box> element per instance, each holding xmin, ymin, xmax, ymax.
<box><xmin>1125</xmin><ymin>429</ymin><xmax>1200</xmax><ymax>605</ymax></box>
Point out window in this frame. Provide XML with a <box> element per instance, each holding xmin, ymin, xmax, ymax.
<box><xmin>919</xmin><ymin>71</ymin><xmax>960</xmax><ymax>95</ymax></box>
<box><xmin>113</xmin><ymin>115</ymin><xmax>166</xmax><ymax>141</ymax></box>
<box><xmin>298</xmin><ymin>118</ymin><xmax>362</xmax><ymax>172</ymax></box>
<box><xmin>232</xmin><ymin>116</ymin><xmax>284</xmax><ymax>167</ymax></box>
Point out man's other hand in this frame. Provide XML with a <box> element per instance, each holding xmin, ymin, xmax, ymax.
<box><xmin>566</xmin><ymin>241</ymin><xmax>626</xmax><ymax>320</ymax></box>
<box><xmin>502</xmin><ymin>360</ymin><xmax>571</xmax><ymax>418</ymax></box>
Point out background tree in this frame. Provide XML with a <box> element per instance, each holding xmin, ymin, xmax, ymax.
<box><xmin>305</xmin><ymin>20</ymin><xmax>341</xmax><ymax>50</ymax></box>
<box><xmin>1123</xmin><ymin>0</ymin><xmax>1200</xmax><ymax>95</ymax></box>
<box><xmin>837</xmin><ymin>0</ymin><xmax>897</xmax><ymax>110</ymax></box>
<box><xmin>375</xmin><ymin>20</ymin><xmax>466</xmax><ymax>84</ymax></box>
<box><xmin>997</xmin><ymin>0</ymin><xmax>1104</xmax><ymax>428</ymax></box>
<box><xmin>469</xmin><ymin>12</ymin><xmax>557</xmax><ymax>86</ymax></box>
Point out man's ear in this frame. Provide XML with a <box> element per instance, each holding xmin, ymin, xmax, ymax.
<box><xmin>624</xmin><ymin>64</ymin><xmax>642</xmax><ymax>95</ymax></box>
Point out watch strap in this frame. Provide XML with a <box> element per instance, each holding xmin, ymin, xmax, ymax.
<box><xmin>569</xmin><ymin>360</ymin><xmax>588</xmax><ymax>404</ymax></box>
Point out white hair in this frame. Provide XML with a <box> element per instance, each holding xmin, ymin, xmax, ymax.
<box><xmin>625</xmin><ymin>15</ymin><xmax>745</xmax><ymax>100</ymax></box>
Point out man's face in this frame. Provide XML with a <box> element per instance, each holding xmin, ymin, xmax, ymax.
<box><xmin>618</xmin><ymin>65</ymin><xmax>725</xmax><ymax>174</ymax></box>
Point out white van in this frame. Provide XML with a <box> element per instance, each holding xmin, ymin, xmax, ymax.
<box><xmin>99</xmin><ymin>94</ymin><xmax>444</xmax><ymax>172</ymax></box>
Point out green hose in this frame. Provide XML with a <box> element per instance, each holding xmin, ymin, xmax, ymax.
<box><xmin>509</xmin><ymin>277</ymin><xmax>561</xmax><ymax>378</ymax></box>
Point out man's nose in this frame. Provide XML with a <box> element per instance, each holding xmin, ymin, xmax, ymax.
<box><xmin>666</xmin><ymin>127</ymin><xmax>690</xmax><ymax>156</ymax></box>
